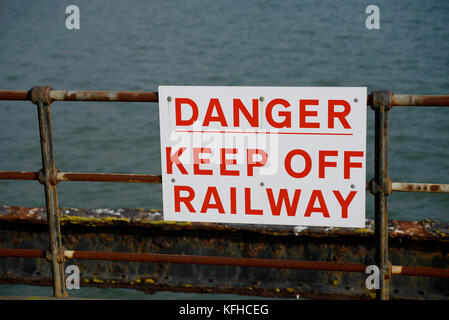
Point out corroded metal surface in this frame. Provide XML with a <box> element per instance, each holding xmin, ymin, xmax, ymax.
<box><xmin>393</xmin><ymin>95</ymin><xmax>449</xmax><ymax>107</ymax></box>
<box><xmin>0</xmin><ymin>90</ymin><xmax>30</xmax><ymax>100</ymax></box>
<box><xmin>0</xmin><ymin>171</ymin><xmax>162</xmax><ymax>183</ymax></box>
<box><xmin>50</xmin><ymin>90</ymin><xmax>158</xmax><ymax>102</ymax></box>
<box><xmin>2</xmin><ymin>89</ymin><xmax>449</xmax><ymax>107</ymax></box>
<box><xmin>4</xmin><ymin>171</ymin><xmax>449</xmax><ymax>196</ymax></box>
<box><xmin>3</xmin><ymin>172</ymin><xmax>449</xmax><ymax>194</ymax></box>
<box><xmin>33</xmin><ymin>88</ymin><xmax>67</xmax><ymax>297</ymax></box>
<box><xmin>371</xmin><ymin>91</ymin><xmax>393</xmax><ymax>299</ymax></box>
<box><xmin>0</xmin><ymin>205</ymin><xmax>448</xmax><ymax>299</ymax></box>
<box><xmin>0</xmin><ymin>171</ymin><xmax>39</xmax><ymax>181</ymax></box>
<box><xmin>4</xmin><ymin>248</ymin><xmax>449</xmax><ymax>278</ymax></box>
<box><xmin>392</xmin><ymin>182</ymin><xmax>449</xmax><ymax>193</ymax></box>
<box><xmin>1</xmin><ymin>205</ymin><xmax>448</xmax><ymax>240</ymax></box>
<box><xmin>57</xmin><ymin>172</ymin><xmax>162</xmax><ymax>183</ymax></box>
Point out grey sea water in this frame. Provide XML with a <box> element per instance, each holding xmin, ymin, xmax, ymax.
<box><xmin>0</xmin><ymin>0</ymin><xmax>448</xmax><ymax>299</ymax></box>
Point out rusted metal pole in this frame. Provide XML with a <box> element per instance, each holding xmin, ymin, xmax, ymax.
<box><xmin>392</xmin><ymin>95</ymin><xmax>449</xmax><ymax>107</ymax></box>
<box><xmin>1</xmin><ymin>248</ymin><xmax>449</xmax><ymax>278</ymax></box>
<box><xmin>3</xmin><ymin>172</ymin><xmax>449</xmax><ymax>193</ymax></box>
<box><xmin>391</xmin><ymin>182</ymin><xmax>449</xmax><ymax>193</ymax></box>
<box><xmin>371</xmin><ymin>91</ymin><xmax>393</xmax><ymax>300</ymax></box>
<box><xmin>31</xmin><ymin>86</ymin><xmax>67</xmax><ymax>297</ymax></box>
<box><xmin>0</xmin><ymin>90</ymin><xmax>30</xmax><ymax>100</ymax></box>
<box><xmin>365</xmin><ymin>181</ymin><xmax>449</xmax><ymax>193</ymax></box>
<box><xmin>0</xmin><ymin>171</ymin><xmax>40</xmax><ymax>180</ymax></box>
<box><xmin>57</xmin><ymin>172</ymin><xmax>162</xmax><ymax>183</ymax></box>
<box><xmin>65</xmin><ymin>250</ymin><xmax>368</xmax><ymax>273</ymax></box>
<box><xmin>0</xmin><ymin>171</ymin><xmax>162</xmax><ymax>183</ymax></box>
<box><xmin>49</xmin><ymin>90</ymin><xmax>158</xmax><ymax>102</ymax></box>
<box><xmin>2</xmin><ymin>89</ymin><xmax>449</xmax><ymax>106</ymax></box>
<box><xmin>0</xmin><ymin>249</ymin><xmax>46</xmax><ymax>259</ymax></box>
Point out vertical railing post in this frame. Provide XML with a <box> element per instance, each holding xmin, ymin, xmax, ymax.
<box><xmin>31</xmin><ymin>86</ymin><xmax>67</xmax><ymax>297</ymax></box>
<box><xmin>370</xmin><ymin>91</ymin><xmax>393</xmax><ymax>300</ymax></box>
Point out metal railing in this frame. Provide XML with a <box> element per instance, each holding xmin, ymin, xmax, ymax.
<box><xmin>0</xmin><ymin>87</ymin><xmax>448</xmax><ymax>300</ymax></box>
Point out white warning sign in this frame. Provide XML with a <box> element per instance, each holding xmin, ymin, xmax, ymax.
<box><xmin>159</xmin><ymin>86</ymin><xmax>367</xmax><ymax>227</ymax></box>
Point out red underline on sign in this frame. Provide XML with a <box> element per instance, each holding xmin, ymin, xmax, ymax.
<box><xmin>175</xmin><ymin>130</ymin><xmax>354</xmax><ymax>136</ymax></box>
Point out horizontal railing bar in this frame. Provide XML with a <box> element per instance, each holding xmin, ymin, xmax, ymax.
<box><xmin>50</xmin><ymin>90</ymin><xmax>158</xmax><ymax>102</ymax></box>
<box><xmin>1</xmin><ymin>171</ymin><xmax>448</xmax><ymax>193</ymax></box>
<box><xmin>0</xmin><ymin>90</ymin><xmax>30</xmax><ymax>100</ymax></box>
<box><xmin>1</xmin><ymin>90</ymin><xmax>449</xmax><ymax>106</ymax></box>
<box><xmin>58</xmin><ymin>172</ymin><xmax>162</xmax><ymax>183</ymax></box>
<box><xmin>1</xmin><ymin>248</ymin><xmax>448</xmax><ymax>278</ymax></box>
<box><xmin>391</xmin><ymin>182</ymin><xmax>449</xmax><ymax>193</ymax></box>
<box><xmin>391</xmin><ymin>265</ymin><xmax>449</xmax><ymax>278</ymax></box>
<box><xmin>0</xmin><ymin>171</ymin><xmax>39</xmax><ymax>180</ymax></box>
<box><xmin>64</xmin><ymin>250</ymin><xmax>367</xmax><ymax>273</ymax></box>
<box><xmin>393</xmin><ymin>95</ymin><xmax>449</xmax><ymax>107</ymax></box>
<box><xmin>0</xmin><ymin>171</ymin><xmax>162</xmax><ymax>183</ymax></box>
<box><xmin>0</xmin><ymin>249</ymin><xmax>45</xmax><ymax>259</ymax></box>
<box><xmin>0</xmin><ymin>90</ymin><xmax>159</xmax><ymax>102</ymax></box>
<box><xmin>366</xmin><ymin>181</ymin><xmax>449</xmax><ymax>193</ymax></box>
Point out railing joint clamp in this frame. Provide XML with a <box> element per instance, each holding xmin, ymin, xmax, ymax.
<box><xmin>44</xmin><ymin>247</ymin><xmax>66</xmax><ymax>264</ymax></box>
<box><xmin>30</xmin><ymin>86</ymin><xmax>53</xmax><ymax>106</ymax></box>
<box><xmin>37</xmin><ymin>168</ymin><xmax>60</xmax><ymax>185</ymax></box>
<box><xmin>57</xmin><ymin>246</ymin><xmax>67</xmax><ymax>263</ymax></box>
<box><xmin>369</xmin><ymin>178</ymin><xmax>392</xmax><ymax>196</ymax></box>
<box><xmin>370</xmin><ymin>90</ymin><xmax>393</xmax><ymax>111</ymax></box>
<box><xmin>50</xmin><ymin>168</ymin><xmax>60</xmax><ymax>185</ymax></box>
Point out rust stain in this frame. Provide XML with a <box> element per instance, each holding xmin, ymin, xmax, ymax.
<box><xmin>430</xmin><ymin>185</ymin><xmax>440</xmax><ymax>192</ymax></box>
<box><xmin>52</xmin><ymin>90</ymin><xmax>159</xmax><ymax>102</ymax></box>
<box><xmin>413</xmin><ymin>95</ymin><xmax>449</xmax><ymax>106</ymax></box>
<box><xmin>66</xmin><ymin>92</ymin><xmax>77</xmax><ymax>100</ymax></box>
<box><xmin>0</xmin><ymin>90</ymin><xmax>30</xmax><ymax>100</ymax></box>
<box><xmin>390</xmin><ymin>220</ymin><xmax>432</xmax><ymax>238</ymax></box>
<box><xmin>115</xmin><ymin>91</ymin><xmax>158</xmax><ymax>102</ymax></box>
<box><xmin>1</xmin><ymin>205</ymin><xmax>448</xmax><ymax>241</ymax></box>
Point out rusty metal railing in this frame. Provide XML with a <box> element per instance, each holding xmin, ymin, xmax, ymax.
<box><xmin>0</xmin><ymin>87</ymin><xmax>448</xmax><ymax>300</ymax></box>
